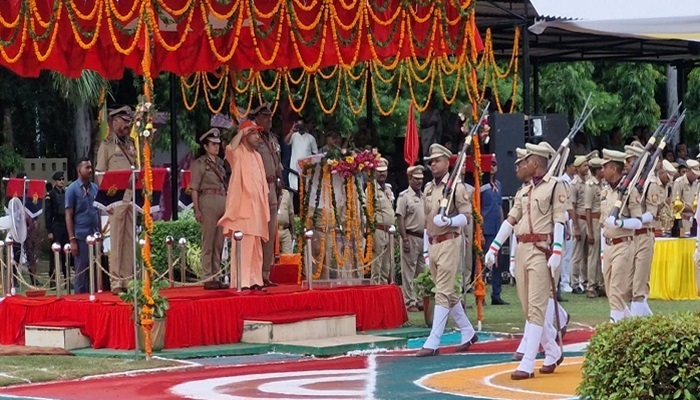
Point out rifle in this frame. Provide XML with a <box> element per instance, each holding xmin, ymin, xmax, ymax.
<box><xmin>634</xmin><ymin>108</ymin><xmax>685</xmax><ymax>193</ymax></box>
<box><xmin>544</xmin><ymin>93</ymin><xmax>596</xmax><ymax>180</ymax></box>
<box><xmin>438</xmin><ymin>102</ymin><xmax>490</xmax><ymax>218</ymax></box>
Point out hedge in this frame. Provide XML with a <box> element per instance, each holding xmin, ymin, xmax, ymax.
<box><xmin>150</xmin><ymin>217</ymin><xmax>201</xmax><ymax>276</ymax></box>
<box><xmin>578</xmin><ymin>312</ymin><xmax>700</xmax><ymax>399</ymax></box>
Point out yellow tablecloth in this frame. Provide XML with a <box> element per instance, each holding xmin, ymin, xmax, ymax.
<box><xmin>649</xmin><ymin>238</ymin><xmax>699</xmax><ymax>300</ymax></box>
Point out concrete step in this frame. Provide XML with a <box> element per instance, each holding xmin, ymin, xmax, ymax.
<box><xmin>273</xmin><ymin>335</ymin><xmax>406</xmax><ymax>356</ymax></box>
<box><xmin>25</xmin><ymin>322</ymin><xmax>91</xmax><ymax>350</ymax></box>
<box><xmin>242</xmin><ymin>311</ymin><xmax>356</xmax><ymax>344</ymax></box>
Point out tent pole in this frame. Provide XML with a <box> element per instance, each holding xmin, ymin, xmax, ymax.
<box><xmin>169</xmin><ymin>73</ymin><xmax>179</xmax><ymax>221</ymax></box>
<box><xmin>533</xmin><ymin>62</ymin><xmax>540</xmax><ymax>114</ymax></box>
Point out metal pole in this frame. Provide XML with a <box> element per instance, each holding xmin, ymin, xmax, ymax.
<box><xmin>51</xmin><ymin>243</ymin><xmax>61</xmax><ymax>299</ymax></box>
<box><xmin>63</xmin><ymin>243</ymin><xmax>72</xmax><ymax>295</ymax></box>
<box><xmin>365</xmin><ymin>62</ymin><xmax>374</xmax><ymax>142</ymax></box>
<box><xmin>232</xmin><ymin>231</ymin><xmax>243</xmax><ymax>291</ymax></box>
<box><xmin>166</xmin><ymin>236</ymin><xmax>174</xmax><ymax>287</ymax></box>
<box><xmin>521</xmin><ymin>1</ymin><xmax>531</xmax><ymax>116</ymax></box>
<box><xmin>304</xmin><ymin>230</ymin><xmax>314</xmax><ymax>290</ymax></box>
<box><xmin>178</xmin><ymin>238</ymin><xmax>187</xmax><ymax>284</ymax></box>
<box><xmin>169</xmin><ymin>73</ymin><xmax>179</xmax><ymax>221</ymax></box>
<box><xmin>131</xmin><ymin>168</ymin><xmax>139</xmax><ymax>357</ymax></box>
<box><xmin>0</xmin><ymin>241</ymin><xmax>5</xmax><ymax>297</ymax></box>
<box><xmin>94</xmin><ymin>232</ymin><xmax>103</xmax><ymax>293</ymax></box>
<box><xmin>533</xmin><ymin>62</ymin><xmax>540</xmax><ymax>114</ymax></box>
<box><xmin>6</xmin><ymin>238</ymin><xmax>13</xmax><ymax>296</ymax></box>
<box><xmin>388</xmin><ymin>225</ymin><xmax>396</xmax><ymax>285</ymax></box>
<box><xmin>87</xmin><ymin>235</ymin><xmax>96</xmax><ymax>302</ymax></box>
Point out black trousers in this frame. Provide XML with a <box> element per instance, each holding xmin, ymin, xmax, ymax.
<box><xmin>48</xmin><ymin>223</ymin><xmax>71</xmax><ymax>283</ymax></box>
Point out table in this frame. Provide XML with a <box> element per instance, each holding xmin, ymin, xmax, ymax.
<box><xmin>649</xmin><ymin>238</ymin><xmax>700</xmax><ymax>300</ymax></box>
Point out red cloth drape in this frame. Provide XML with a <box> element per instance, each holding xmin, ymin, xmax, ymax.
<box><xmin>0</xmin><ymin>1</ymin><xmax>477</xmax><ymax>78</ymax></box>
<box><xmin>0</xmin><ymin>285</ymin><xmax>407</xmax><ymax>350</ymax></box>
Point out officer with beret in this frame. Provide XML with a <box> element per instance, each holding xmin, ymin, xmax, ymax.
<box><xmin>46</xmin><ymin>171</ymin><xmax>69</xmax><ymax>288</ymax></box>
<box><xmin>191</xmin><ymin>128</ymin><xmax>227</xmax><ymax>290</ymax></box>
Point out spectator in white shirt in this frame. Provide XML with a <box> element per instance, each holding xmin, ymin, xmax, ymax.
<box><xmin>284</xmin><ymin>118</ymin><xmax>318</xmax><ymax>191</ymax></box>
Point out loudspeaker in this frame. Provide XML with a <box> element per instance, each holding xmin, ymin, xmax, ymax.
<box><xmin>526</xmin><ymin>114</ymin><xmax>569</xmax><ymax>146</ymax></box>
<box><xmin>488</xmin><ymin>113</ymin><xmax>526</xmax><ymax>197</ymax></box>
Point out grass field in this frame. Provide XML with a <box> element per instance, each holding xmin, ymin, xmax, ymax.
<box><xmin>406</xmin><ymin>284</ymin><xmax>700</xmax><ymax>333</ymax></box>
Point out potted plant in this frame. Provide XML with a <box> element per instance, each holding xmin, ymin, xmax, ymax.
<box><xmin>119</xmin><ymin>279</ymin><xmax>170</xmax><ymax>352</ymax></box>
<box><xmin>413</xmin><ymin>270</ymin><xmax>436</xmax><ymax>327</ymax></box>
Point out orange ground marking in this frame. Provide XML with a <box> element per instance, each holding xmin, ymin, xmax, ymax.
<box><xmin>418</xmin><ymin>356</ymin><xmax>584</xmax><ymax>400</ymax></box>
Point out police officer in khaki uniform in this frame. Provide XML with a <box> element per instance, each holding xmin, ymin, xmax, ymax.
<box><xmin>583</xmin><ymin>157</ymin><xmax>604</xmax><ymax>298</ymax></box>
<box><xmin>370</xmin><ymin>157</ymin><xmax>396</xmax><ymax>284</ymax></box>
<box><xmin>252</xmin><ymin>103</ymin><xmax>283</xmax><ymax>286</ymax></box>
<box><xmin>396</xmin><ymin>165</ymin><xmax>426</xmax><ymax>311</ymax></box>
<box><xmin>486</xmin><ymin>142</ymin><xmax>566</xmax><ymax>380</ymax></box>
<box><xmin>570</xmin><ymin>155</ymin><xmax>590</xmax><ymax>294</ymax></box>
<box><xmin>278</xmin><ymin>189</ymin><xmax>296</xmax><ymax>254</ymax></box>
<box><xmin>191</xmin><ymin>128</ymin><xmax>227</xmax><ymax>290</ymax></box>
<box><xmin>95</xmin><ymin>106</ymin><xmax>136</xmax><ymax>295</ymax></box>
<box><xmin>670</xmin><ymin>159</ymin><xmax>700</xmax><ymax>235</ymax></box>
<box><xmin>656</xmin><ymin>160</ymin><xmax>677</xmax><ymax>233</ymax></box>
<box><xmin>600</xmin><ymin>149</ymin><xmax>639</xmax><ymax>322</ymax></box>
<box><xmin>623</xmin><ymin>144</ymin><xmax>661</xmax><ymax>317</ymax></box>
<box><xmin>416</xmin><ymin>144</ymin><xmax>477</xmax><ymax>357</ymax></box>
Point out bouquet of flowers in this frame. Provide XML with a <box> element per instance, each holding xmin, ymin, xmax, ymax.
<box><xmin>326</xmin><ymin>147</ymin><xmax>381</xmax><ymax>178</ymax></box>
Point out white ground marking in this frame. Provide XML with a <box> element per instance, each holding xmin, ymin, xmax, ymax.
<box><xmin>257</xmin><ymin>375</ymin><xmax>367</xmax><ymax>396</ymax></box>
<box><xmin>483</xmin><ymin>359</ymin><xmax>584</xmax><ymax>399</ymax></box>
<box><xmin>169</xmin><ymin>368</ymin><xmax>371</xmax><ymax>400</ymax></box>
<box><xmin>365</xmin><ymin>354</ymin><xmax>377</xmax><ymax>400</ymax></box>
<box><xmin>79</xmin><ymin>357</ymin><xmax>202</xmax><ymax>381</ymax></box>
<box><xmin>0</xmin><ymin>373</ymin><xmax>31</xmax><ymax>384</ymax></box>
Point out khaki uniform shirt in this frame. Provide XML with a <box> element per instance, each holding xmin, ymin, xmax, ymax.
<box><xmin>629</xmin><ymin>178</ymin><xmax>662</xmax><ymax>228</ymax></box>
<box><xmin>278</xmin><ymin>189</ymin><xmax>294</xmax><ymax>228</ymax></box>
<box><xmin>584</xmin><ymin>176</ymin><xmax>602</xmax><ymax>214</ymax></box>
<box><xmin>671</xmin><ymin>174</ymin><xmax>698</xmax><ymax>216</ymax></box>
<box><xmin>372</xmin><ymin>183</ymin><xmax>395</xmax><ymax>227</ymax></box>
<box><xmin>424</xmin><ymin>175</ymin><xmax>471</xmax><ymax>237</ymax></box>
<box><xmin>190</xmin><ymin>155</ymin><xmax>226</xmax><ymax>193</ymax></box>
<box><xmin>258</xmin><ymin>130</ymin><xmax>283</xmax><ymax>207</ymax></box>
<box><xmin>508</xmin><ymin>176</ymin><xmax>568</xmax><ymax>237</ymax></box>
<box><xmin>571</xmin><ymin>175</ymin><xmax>587</xmax><ymax>215</ymax></box>
<box><xmin>600</xmin><ymin>180</ymin><xmax>633</xmax><ymax>239</ymax></box>
<box><xmin>396</xmin><ymin>188</ymin><xmax>425</xmax><ymax>233</ymax></box>
<box><xmin>95</xmin><ymin>132</ymin><xmax>137</xmax><ymax>201</ymax></box>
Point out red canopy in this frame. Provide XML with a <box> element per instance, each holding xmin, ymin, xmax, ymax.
<box><xmin>0</xmin><ymin>0</ymin><xmax>481</xmax><ymax>78</ymax></box>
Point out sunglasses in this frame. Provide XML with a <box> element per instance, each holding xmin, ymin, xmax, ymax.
<box><xmin>56</xmin><ymin>178</ymin><xmax>64</xmax><ymax>180</ymax></box>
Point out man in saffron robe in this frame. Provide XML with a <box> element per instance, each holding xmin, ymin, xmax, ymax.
<box><xmin>218</xmin><ymin>120</ymin><xmax>270</xmax><ymax>290</ymax></box>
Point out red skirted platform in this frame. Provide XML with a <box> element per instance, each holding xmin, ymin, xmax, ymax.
<box><xmin>0</xmin><ymin>284</ymin><xmax>407</xmax><ymax>350</ymax></box>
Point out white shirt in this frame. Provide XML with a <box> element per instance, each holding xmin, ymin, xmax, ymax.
<box><xmin>289</xmin><ymin>132</ymin><xmax>318</xmax><ymax>190</ymax></box>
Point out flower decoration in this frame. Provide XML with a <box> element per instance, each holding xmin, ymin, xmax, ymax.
<box><xmin>326</xmin><ymin>148</ymin><xmax>380</xmax><ymax>178</ymax></box>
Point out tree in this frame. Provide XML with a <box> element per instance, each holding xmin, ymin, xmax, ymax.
<box><xmin>51</xmin><ymin>70</ymin><xmax>109</xmax><ymax>169</ymax></box>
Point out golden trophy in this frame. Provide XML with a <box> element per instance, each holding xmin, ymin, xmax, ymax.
<box><xmin>673</xmin><ymin>194</ymin><xmax>684</xmax><ymax>219</ymax></box>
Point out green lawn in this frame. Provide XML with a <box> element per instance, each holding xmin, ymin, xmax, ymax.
<box><xmin>407</xmin><ymin>285</ymin><xmax>700</xmax><ymax>334</ymax></box>
<box><xmin>0</xmin><ymin>356</ymin><xmax>180</xmax><ymax>387</ymax></box>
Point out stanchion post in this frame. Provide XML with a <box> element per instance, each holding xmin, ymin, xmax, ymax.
<box><xmin>165</xmin><ymin>236</ymin><xmax>174</xmax><ymax>287</ymax></box>
<box><xmin>389</xmin><ymin>225</ymin><xmax>397</xmax><ymax>285</ymax></box>
<box><xmin>0</xmin><ymin>241</ymin><xmax>5</xmax><ymax>297</ymax></box>
<box><xmin>63</xmin><ymin>243</ymin><xmax>72</xmax><ymax>295</ymax></box>
<box><xmin>94</xmin><ymin>232</ymin><xmax>103</xmax><ymax>293</ymax></box>
<box><xmin>5</xmin><ymin>238</ymin><xmax>13</xmax><ymax>296</ymax></box>
<box><xmin>138</xmin><ymin>239</ymin><xmax>146</xmax><ymax>281</ymax></box>
<box><xmin>304</xmin><ymin>230</ymin><xmax>314</xmax><ymax>290</ymax></box>
<box><xmin>87</xmin><ymin>235</ymin><xmax>96</xmax><ymax>301</ymax></box>
<box><xmin>178</xmin><ymin>238</ymin><xmax>187</xmax><ymax>284</ymax></box>
<box><xmin>232</xmin><ymin>231</ymin><xmax>243</xmax><ymax>291</ymax></box>
<box><xmin>51</xmin><ymin>243</ymin><xmax>62</xmax><ymax>299</ymax></box>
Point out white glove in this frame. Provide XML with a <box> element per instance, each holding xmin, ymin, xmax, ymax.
<box><xmin>484</xmin><ymin>249</ymin><xmax>496</xmax><ymax>267</ymax></box>
<box><xmin>432</xmin><ymin>214</ymin><xmax>450</xmax><ymax>228</ymax></box>
<box><xmin>641</xmin><ymin>212</ymin><xmax>653</xmax><ymax>224</ymax></box>
<box><xmin>547</xmin><ymin>250</ymin><xmax>562</xmax><ymax>273</ymax></box>
<box><xmin>616</xmin><ymin>217</ymin><xmax>643</xmax><ymax>230</ymax></box>
<box><xmin>605</xmin><ymin>216</ymin><xmax>617</xmax><ymax>229</ymax></box>
<box><xmin>448</xmin><ymin>214</ymin><xmax>469</xmax><ymax>228</ymax></box>
<box><xmin>423</xmin><ymin>229</ymin><xmax>430</xmax><ymax>267</ymax></box>
<box><xmin>509</xmin><ymin>255</ymin><xmax>515</xmax><ymax>277</ymax></box>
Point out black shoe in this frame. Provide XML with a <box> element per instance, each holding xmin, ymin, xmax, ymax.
<box><xmin>572</xmin><ymin>287</ymin><xmax>584</xmax><ymax>294</ymax></box>
<box><xmin>491</xmin><ymin>297</ymin><xmax>510</xmax><ymax>305</ymax></box>
<box><xmin>557</xmin><ymin>295</ymin><xmax>568</xmax><ymax>302</ymax></box>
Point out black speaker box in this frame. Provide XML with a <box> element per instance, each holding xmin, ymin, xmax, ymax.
<box><xmin>526</xmin><ymin>114</ymin><xmax>569</xmax><ymax>146</ymax></box>
<box><xmin>488</xmin><ymin>113</ymin><xmax>526</xmax><ymax>197</ymax></box>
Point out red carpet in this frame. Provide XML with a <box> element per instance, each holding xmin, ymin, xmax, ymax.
<box><xmin>0</xmin><ymin>284</ymin><xmax>407</xmax><ymax>350</ymax></box>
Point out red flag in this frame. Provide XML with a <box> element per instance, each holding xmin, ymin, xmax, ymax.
<box><xmin>95</xmin><ymin>170</ymin><xmax>131</xmax><ymax>211</ymax></box>
<box><xmin>25</xmin><ymin>179</ymin><xmax>46</xmax><ymax>218</ymax></box>
<box><xmin>472</xmin><ymin>17</ymin><xmax>484</xmax><ymax>53</ymax></box>
<box><xmin>178</xmin><ymin>170</ymin><xmax>193</xmax><ymax>210</ymax></box>
<box><xmin>135</xmin><ymin>168</ymin><xmax>169</xmax><ymax>213</ymax></box>
<box><xmin>4</xmin><ymin>178</ymin><xmax>24</xmax><ymax>207</ymax></box>
<box><xmin>404</xmin><ymin>103</ymin><xmax>419</xmax><ymax>166</ymax></box>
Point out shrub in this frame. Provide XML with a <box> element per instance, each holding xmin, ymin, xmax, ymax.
<box><xmin>150</xmin><ymin>217</ymin><xmax>201</xmax><ymax>275</ymax></box>
<box><xmin>578</xmin><ymin>312</ymin><xmax>700</xmax><ymax>399</ymax></box>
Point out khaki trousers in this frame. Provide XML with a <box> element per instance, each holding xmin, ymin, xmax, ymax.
<box><xmin>278</xmin><ymin>228</ymin><xmax>293</xmax><ymax>254</ymax></box>
<box><xmin>200</xmin><ymin>194</ymin><xmax>226</xmax><ymax>280</ymax></box>
<box><xmin>514</xmin><ymin>242</ymin><xmax>550</xmax><ymax>326</ymax></box>
<box><xmin>109</xmin><ymin>203</ymin><xmax>134</xmax><ymax>289</ymax></box>
<box><xmin>371</xmin><ymin>230</ymin><xmax>392</xmax><ymax>284</ymax></box>
<box><xmin>428</xmin><ymin>236</ymin><xmax>461</xmax><ymax>308</ymax></box>
<box><xmin>571</xmin><ymin>219</ymin><xmax>588</xmax><ymax>288</ymax></box>
<box><xmin>401</xmin><ymin>235</ymin><xmax>425</xmax><ymax>307</ymax></box>
<box><xmin>632</xmin><ymin>232</ymin><xmax>654</xmax><ymax>301</ymax></box>
<box><xmin>262</xmin><ymin>202</ymin><xmax>278</xmax><ymax>280</ymax></box>
<box><xmin>586</xmin><ymin>220</ymin><xmax>603</xmax><ymax>292</ymax></box>
<box><xmin>602</xmin><ymin>239</ymin><xmax>634</xmax><ymax>312</ymax></box>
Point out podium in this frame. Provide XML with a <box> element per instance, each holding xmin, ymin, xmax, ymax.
<box><xmin>298</xmin><ymin>153</ymin><xmax>374</xmax><ymax>287</ymax></box>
